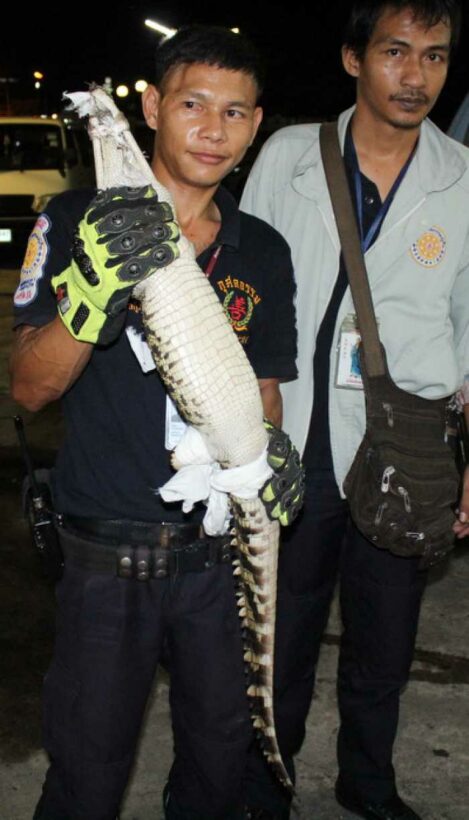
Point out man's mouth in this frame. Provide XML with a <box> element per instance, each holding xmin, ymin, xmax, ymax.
<box><xmin>391</xmin><ymin>95</ymin><xmax>429</xmax><ymax>110</ymax></box>
<box><xmin>190</xmin><ymin>152</ymin><xmax>229</xmax><ymax>165</ymax></box>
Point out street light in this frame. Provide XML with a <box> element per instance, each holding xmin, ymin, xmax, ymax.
<box><xmin>144</xmin><ymin>18</ymin><xmax>176</xmax><ymax>38</ymax></box>
<box><xmin>116</xmin><ymin>85</ymin><xmax>129</xmax><ymax>98</ymax></box>
<box><xmin>135</xmin><ymin>80</ymin><xmax>148</xmax><ymax>93</ymax></box>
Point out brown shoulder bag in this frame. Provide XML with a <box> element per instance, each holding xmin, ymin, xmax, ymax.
<box><xmin>319</xmin><ymin>122</ymin><xmax>459</xmax><ymax>567</ymax></box>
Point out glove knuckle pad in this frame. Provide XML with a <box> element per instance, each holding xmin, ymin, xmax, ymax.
<box><xmin>72</xmin><ymin>234</ymin><xmax>100</xmax><ymax>286</ymax></box>
<box><xmin>279</xmin><ymin>453</ymin><xmax>302</xmax><ymax>485</ymax></box>
<box><xmin>117</xmin><ymin>256</ymin><xmax>149</xmax><ymax>283</ymax></box>
<box><xmin>150</xmin><ymin>243</ymin><xmax>177</xmax><ymax>268</ymax></box>
<box><xmin>97</xmin><ymin>207</ymin><xmax>136</xmax><ymax>235</ymax></box>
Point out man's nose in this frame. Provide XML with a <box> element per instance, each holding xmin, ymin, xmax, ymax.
<box><xmin>401</xmin><ymin>54</ymin><xmax>426</xmax><ymax>88</ymax></box>
<box><xmin>200</xmin><ymin>111</ymin><xmax>227</xmax><ymax>141</ymax></box>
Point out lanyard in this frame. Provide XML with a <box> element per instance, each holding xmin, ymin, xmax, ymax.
<box><xmin>349</xmin><ymin>135</ymin><xmax>417</xmax><ymax>253</ymax></box>
<box><xmin>204</xmin><ymin>245</ymin><xmax>222</xmax><ymax>278</ymax></box>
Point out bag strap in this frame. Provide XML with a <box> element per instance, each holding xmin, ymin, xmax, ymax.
<box><xmin>319</xmin><ymin>121</ymin><xmax>385</xmax><ymax>378</ymax></box>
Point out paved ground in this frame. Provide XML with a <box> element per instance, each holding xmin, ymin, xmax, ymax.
<box><xmin>1</xmin><ymin>266</ymin><xmax>468</xmax><ymax>819</ymax></box>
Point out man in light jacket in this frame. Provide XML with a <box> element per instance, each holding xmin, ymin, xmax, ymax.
<box><xmin>241</xmin><ymin>2</ymin><xmax>469</xmax><ymax>819</ymax></box>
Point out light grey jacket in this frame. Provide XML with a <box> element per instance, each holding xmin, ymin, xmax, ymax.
<box><xmin>241</xmin><ymin>107</ymin><xmax>469</xmax><ymax>492</ymax></box>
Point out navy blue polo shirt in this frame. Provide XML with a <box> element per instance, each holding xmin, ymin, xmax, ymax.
<box><xmin>303</xmin><ymin>128</ymin><xmax>384</xmax><ymax>471</ymax></box>
<box><xmin>13</xmin><ymin>185</ymin><xmax>297</xmax><ymax>521</ymax></box>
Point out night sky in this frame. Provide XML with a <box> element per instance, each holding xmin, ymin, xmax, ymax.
<box><xmin>3</xmin><ymin>0</ymin><xmax>468</xmax><ymax>129</ymax></box>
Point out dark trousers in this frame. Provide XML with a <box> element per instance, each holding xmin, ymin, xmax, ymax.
<box><xmin>33</xmin><ymin>531</ymin><xmax>251</xmax><ymax>820</ymax></box>
<box><xmin>245</xmin><ymin>469</ymin><xmax>427</xmax><ymax>814</ymax></box>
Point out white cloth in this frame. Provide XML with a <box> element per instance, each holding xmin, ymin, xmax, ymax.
<box><xmin>63</xmin><ymin>91</ymin><xmax>96</xmax><ymax>117</ymax></box>
<box><xmin>64</xmin><ymin>91</ymin><xmax>128</xmax><ymax>140</ymax></box>
<box><xmin>159</xmin><ymin>426</ymin><xmax>272</xmax><ymax>535</ymax></box>
<box><xmin>241</xmin><ymin>107</ymin><xmax>469</xmax><ymax>494</ymax></box>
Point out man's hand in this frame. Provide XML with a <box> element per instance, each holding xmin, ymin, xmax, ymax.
<box><xmin>52</xmin><ymin>186</ymin><xmax>180</xmax><ymax>344</ymax></box>
<box><xmin>453</xmin><ymin>464</ymin><xmax>469</xmax><ymax>539</ymax></box>
<box><xmin>261</xmin><ymin>420</ymin><xmax>305</xmax><ymax>526</ymax></box>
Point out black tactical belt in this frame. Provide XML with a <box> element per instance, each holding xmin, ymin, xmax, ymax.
<box><xmin>59</xmin><ymin>515</ymin><xmax>204</xmax><ymax>547</ymax></box>
<box><xmin>57</xmin><ymin>515</ymin><xmax>232</xmax><ymax>580</ymax></box>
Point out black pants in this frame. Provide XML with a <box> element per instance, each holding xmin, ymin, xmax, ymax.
<box><xmin>33</xmin><ymin>530</ymin><xmax>251</xmax><ymax>820</ymax></box>
<box><xmin>245</xmin><ymin>469</ymin><xmax>427</xmax><ymax>814</ymax></box>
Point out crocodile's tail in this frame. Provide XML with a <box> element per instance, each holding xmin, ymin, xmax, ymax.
<box><xmin>232</xmin><ymin>496</ymin><xmax>293</xmax><ymax>793</ymax></box>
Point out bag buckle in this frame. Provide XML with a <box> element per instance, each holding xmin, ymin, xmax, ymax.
<box><xmin>381</xmin><ymin>465</ymin><xmax>395</xmax><ymax>492</ymax></box>
<box><xmin>405</xmin><ymin>531</ymin><xmax>425</xmax><ymax>542</ymax></box>
<box><xmin>397</xmin><ymin>485</ymin><xmax>412</xmax><ymax>513</ymax></box>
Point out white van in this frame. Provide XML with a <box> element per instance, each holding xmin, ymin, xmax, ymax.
<box><xmin>0</xmin><ymin>116</ymin><xmax>95</xmax><ymax>259</ymax></box>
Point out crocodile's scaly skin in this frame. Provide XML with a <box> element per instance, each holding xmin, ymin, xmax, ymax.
<box><xmin>231</xmin><ymin>497</ymin><xmax>283</xmax><ymax>770</ymax></box>
<box><xmin>70</xmin><ymin>87</ymin><xmax>292</xmax><ymax>792</ymax></box>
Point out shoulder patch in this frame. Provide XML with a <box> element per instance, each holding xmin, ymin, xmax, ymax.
<box><xmin>14</xmin><ymin>214</ymin><xmax>51</xmax><ymax>307</ymax></box>
<box><xmin>410</xmin><ymin>226</ymin><xmax>447</xmax><ymax>268</ymax></box>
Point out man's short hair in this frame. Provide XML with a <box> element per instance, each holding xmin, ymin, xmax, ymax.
<box><xmin>343</xmin><ymin>0</ymin><xmax>462</xmax><ymax>58</ymax></box>
<box><xmin>154</xmin><ymin>25</ymin><xmax>265</xmax><ymax>99</ymax></box>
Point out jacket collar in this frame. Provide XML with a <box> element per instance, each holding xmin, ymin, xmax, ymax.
<box><xmin>292</xmin><ymin>105</ymin><xmax>467</xmax><ymax>200</ymax></box>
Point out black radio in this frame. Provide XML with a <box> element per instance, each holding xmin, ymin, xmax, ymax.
<box><xmin>14</xmin><ymin>415</ymin><xmax>64</xmax><ymax>582</ymax></box>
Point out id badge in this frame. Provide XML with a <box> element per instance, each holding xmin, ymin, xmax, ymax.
<box><xmin>165</xmin><ymin>396</ymin><xmax>188</xmax><ymax>450</ymax></box>
<box><xmin>126</xmin><ymin>327</ymin><xmax>156</xmax><ymax>373</ymax></box>
<box><xmin>335</xmin><ymin>314</ymin><xmax>363</xmax><ymax>390</ymax></box>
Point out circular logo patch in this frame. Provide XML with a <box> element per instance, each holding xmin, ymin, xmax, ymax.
<box><xmin>14</xmin><ymin>214</ymin><xmax>51</xmax><ymax>307</ymax></box>
<box><xmin>22</xmin><ymin>214</ymin><xmax>50</xmax><ymax>275</ymax></box>
<box><xmin>223</xmin><ymin>290</ymin><xmax>254</xmax><ymax>332</ymax></box>
<box><xmin>410</xmin><ymin>226</ymin><xmax>446</xmax><ymax>268</ymax></box>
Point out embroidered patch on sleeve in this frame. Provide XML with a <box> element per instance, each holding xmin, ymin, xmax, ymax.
<box><xmin>410</xmin><ymin>226</ymin><xmax>447</xmax><ymax>268</ymax></box>
<box><xmin>13</xmin><ymin>214</ymin><xmax>51</xmax><ymax>307</ymax></box>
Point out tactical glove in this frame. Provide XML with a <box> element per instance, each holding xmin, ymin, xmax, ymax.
<box><xmin>261</xmin><ymin>420</ymin><xmax>305</xmax><ymax>526</ymax></box>
<box><xmin>52</xmin><ymin>185</ymin><xmax>180</xmax><ymax>345</ymax></box>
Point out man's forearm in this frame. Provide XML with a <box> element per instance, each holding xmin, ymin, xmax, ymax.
<box><xmin>258</xmin><ymin>379</ymin><xmax>282</xmax><ymax>427</ymax></box>
<box><xmin>9</xmin><ymin>318</ymin><xmax>92</xmax><ymax>412</ymax></box>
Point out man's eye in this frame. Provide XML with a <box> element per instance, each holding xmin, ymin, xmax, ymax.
<box><xmin>183</xmin><ymin>101</ymin><xmax>198</xmax><ymax>109</ymax></box>
<box><xmin>427</xmin><ymin>53</ymin><xmax>444</xmax><ymax>63</ymax></box>
<box><xmin>387</xmin><ymin>48</ymin><xmax>401</xmax><ymax>57</ymax></box>
<box><xmin>226</xmin><ymin>109</ymin><xmax>243</xmax><ymax>119</ymax></box>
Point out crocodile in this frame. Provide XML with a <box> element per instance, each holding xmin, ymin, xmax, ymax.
<box><xmin>66</xmin><ymin>87</ymin><xmax>292</xmax><ymax>792</ymax></box>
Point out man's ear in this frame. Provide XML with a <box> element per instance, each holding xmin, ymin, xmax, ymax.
<box><xmin>142</xmin><ymin>85</ymin><xmax>161</xmax><ymax>131</ymax></box>
<box><xmin>250</xmin><ymin>106</ymin><xmax>263</xmax><ymax>146</ymax></box>
<box><xmin>342</xmin><ymin>45</ymin><xmax>361</xmax><ymax>79</ymax></box>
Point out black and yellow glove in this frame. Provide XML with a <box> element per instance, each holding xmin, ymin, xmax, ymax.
<box><xmin>52</xmin><ymin>185</ymin><xmax>180</xmax><ymax>345</ymax></box>
<box><xmin>261</xmin><ymin>420</ymin><xmax>305</xmax><ymax>526</ymax></box>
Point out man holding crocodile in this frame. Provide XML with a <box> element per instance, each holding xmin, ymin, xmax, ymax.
<box><xmin>10</xmin><ymin>26</ymin><xmax>301</xmax><ymax>820</ymax></box>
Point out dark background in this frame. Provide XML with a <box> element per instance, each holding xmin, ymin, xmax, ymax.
<box><xmin>2</xmin><ymin>0</ymin><xmax>468</xmax><ymax>129</ymax></box>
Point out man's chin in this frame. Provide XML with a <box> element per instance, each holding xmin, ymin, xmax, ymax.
<box><xmin>192</xmin><ymin>175</ymin><xmax>228</xmax><ymax>189</ymax></box>
<box><xmin>185</xmin><ymin>163</ymin><xmax>235</xmax><ymax>188</ymax></box>
<box><xmin>388</xmin><ymin>113</ymin><xmax>427</xmax><ymax>131</ymax></box>
<box><xmin>194</xmin><ymin>168</ymin><xmax>239</xmax><ymax>188</ymax></box>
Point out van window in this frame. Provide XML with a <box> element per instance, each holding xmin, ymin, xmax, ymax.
<box><xmin>0</xmin><ymin>123</ymin><xmax>65</xmax><ymax>172</ymax></box>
